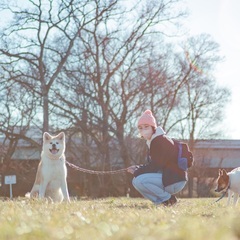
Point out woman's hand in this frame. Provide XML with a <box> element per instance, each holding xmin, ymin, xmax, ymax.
<box><xmin>127</xmin><ymin>165</ymin><xmax>139</xmax><ymax>174</ymax></box>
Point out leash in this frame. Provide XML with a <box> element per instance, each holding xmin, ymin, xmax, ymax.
<box><xmin>213</xmin><ymin>186</ymin><xmax>229</xmax><ymax>203</ymax></box>
<box><xmin>66</xmin><ymin>161</ymin><xmax>128</xmax><ymax>175</ymax></box>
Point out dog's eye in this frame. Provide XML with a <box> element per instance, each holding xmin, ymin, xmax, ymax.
<box><xmin>56</xmin><ymin>142</ymin><xmax>59</xmax><ymax>144</ymax></box>
<box><xmin>50</xmin><ymin>142</ymin><xmax>52</xmax><ymax>144</ymax></box>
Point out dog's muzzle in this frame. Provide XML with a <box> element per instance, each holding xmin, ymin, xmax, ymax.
<box><xmin>215</xmin><ymin>186</ymin><xmax>227</xmax><ymax>193</ymax></box>
<box><xmin>49</xmin><ymin>145</ymin><xmax>59</xmax><ymax>154</ymax></box>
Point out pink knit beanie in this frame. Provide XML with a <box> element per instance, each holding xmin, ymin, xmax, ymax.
<box><xmin>137</xmin><ymin>110</ymin><xmax>157</xmax><ymax>128</ymax></box>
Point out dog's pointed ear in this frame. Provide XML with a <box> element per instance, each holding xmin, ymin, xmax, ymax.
<box><xmin>222</xmin><ymin>169</ymin><xmax>228</xmax><ymax>176</ymax></box>
<box><xmin>43</xmin><ymin>132</ymin><xmax>52</xmax><ymax>141</ymax></box>
<box><xmin>56</xmin><ymin>132</ymin><xmax>65</xmax><ymax>140</ymax></box>
<box><xmin>218</xmin><ymin>169</ymin><xmax>222</xmax><ymax>176</ymax></box>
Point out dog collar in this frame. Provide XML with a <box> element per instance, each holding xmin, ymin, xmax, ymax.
<box><xmin>227</xmin><ymin>177</ymin><xmax>231</xmax><ymax>189</ymax></box>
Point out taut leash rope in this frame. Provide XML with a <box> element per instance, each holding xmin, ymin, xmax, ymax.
<box><xmin>66</xmin><ymin>161</ymin><xmax>128</xmax><ymax>175</ymax></box>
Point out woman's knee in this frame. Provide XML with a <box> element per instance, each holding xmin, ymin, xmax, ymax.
<box><xmin>132</xmin><ymin>173</ymin><xmax>163</xmax><ymax>189</ymax></box>
<box><xmin>132</xmin><ymin>175</ymin><xmax>148</xmax><ymax>190</ymax></box>
<box><xmin>132</xmin><ymin>176</ymin><xmax>142</xmax><ymax>189</ymax></box>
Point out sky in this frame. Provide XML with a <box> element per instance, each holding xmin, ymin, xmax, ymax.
<box><xmin>183</xmin><ymin>0</ymin><xmax>240</xmax><ymax>139</ymax></box>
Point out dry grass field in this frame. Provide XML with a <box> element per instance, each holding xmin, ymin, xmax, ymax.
<box><xmin>0</xmin><ymin>197</ymin><xmax>240</xmax><ymax>240</ymax></box>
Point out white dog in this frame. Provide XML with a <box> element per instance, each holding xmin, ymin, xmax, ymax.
<box><xmin>28</xmin><ymin>132</ymin><xmax>70</xmax><ymax>202</ymax></box>
<box><xmin>215</xmin><ymin>168</ymin><xmax>240</xmax><ymax>206</ymax></box>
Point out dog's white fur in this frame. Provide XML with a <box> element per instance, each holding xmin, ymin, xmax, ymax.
<box><xmin>216</xmin><ymin>168</ymin><xmax>240</xmax><ymax>206</ymax></box>
<box><xmin>28</xmin><ymin>132</ymin><xmax>70</xmax><ymax>202</ymax></box>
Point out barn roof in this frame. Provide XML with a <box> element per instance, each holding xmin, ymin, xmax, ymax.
<box><xmin>194</xmin><ymin>139</ymin><xmax>240</xmax><ymax>149</ymax></box>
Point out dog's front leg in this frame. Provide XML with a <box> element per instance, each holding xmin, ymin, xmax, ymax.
<box><xmin>227</xmin><ymin>189</ymin><xmax>232</xmax><ymax>205</ymax></box>
<box><xmin>61</xmin><ymin>180</ymin><xmax>70</xmax><ymax>202</ymax></box>
<box><xmin>233</xmin><ymin>193</ymin><xmax>239</xmax><ymax>206</ymax></box>
<box><xmin>39</xmin><ymin>181</ymin><xmax>48</xmax><ymax>199</ymax></box>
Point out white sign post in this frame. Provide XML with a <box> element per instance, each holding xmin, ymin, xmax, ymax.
<box><xmin>5</xmin><ymin>175</ymin><xmax>17</xmax><ymax>199</ymax></box>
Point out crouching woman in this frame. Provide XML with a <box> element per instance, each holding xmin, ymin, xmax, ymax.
<box><xmin>127</xmin><ymin>110</ymin><xmax>187</xmax><ymax>206</ymax></box>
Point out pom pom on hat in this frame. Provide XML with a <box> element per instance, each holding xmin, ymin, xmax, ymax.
<box><xmin>137</xmin><ymin>110</ymin><xmax>157</xmax><ymax>128</ymax></box>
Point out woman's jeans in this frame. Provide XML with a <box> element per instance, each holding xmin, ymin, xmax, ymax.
<box><xmin>132</xmin><ymin>173</ymin><xmax>186</xmax><ymax>204</ymax></box>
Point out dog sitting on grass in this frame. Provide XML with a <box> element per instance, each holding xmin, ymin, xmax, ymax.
<box><xmin>26</xmin><ymin>132</ymin><xmax>70</xmax><ymax>203</ymax></box>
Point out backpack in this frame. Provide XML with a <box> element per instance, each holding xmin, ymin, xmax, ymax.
<box><xmin>173</xmin><ymin>140</ymin><xmax>194</xmax><ymax>171</ymax></box>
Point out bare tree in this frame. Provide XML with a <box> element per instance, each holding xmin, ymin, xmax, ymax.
<box><xmin>0</xmin><ymin>80</ymin><xmax>40</xmax><ymax>154</ymax></box>
<box><xmin>0</xmin><ymin>0</ymin><xmax>97</xmax><ymax>133</ymax></box>
<box><xmin>47</xmin><ymin>0</ymin><xmax>186</xmax><ymax>195</ymax></box>
<box><xmin>169</xmin><ymin>34</ymin><xmax>230</xmax><ymax>144</ymax></box>
<box><xmin>0</xmin><ymin>79</ymin><xmax>41</xmax><ymax>197</ymax></box>
<box><xmin>134</xmin><ymin>34</ymin><xmax>230</xmax><ymax>143</ymax></box>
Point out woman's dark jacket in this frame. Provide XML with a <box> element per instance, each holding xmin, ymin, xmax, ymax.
<box><xmin>134</xmin><ymin>130</ymin><xmax>188</xmax><ymax>187</ymax></box>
